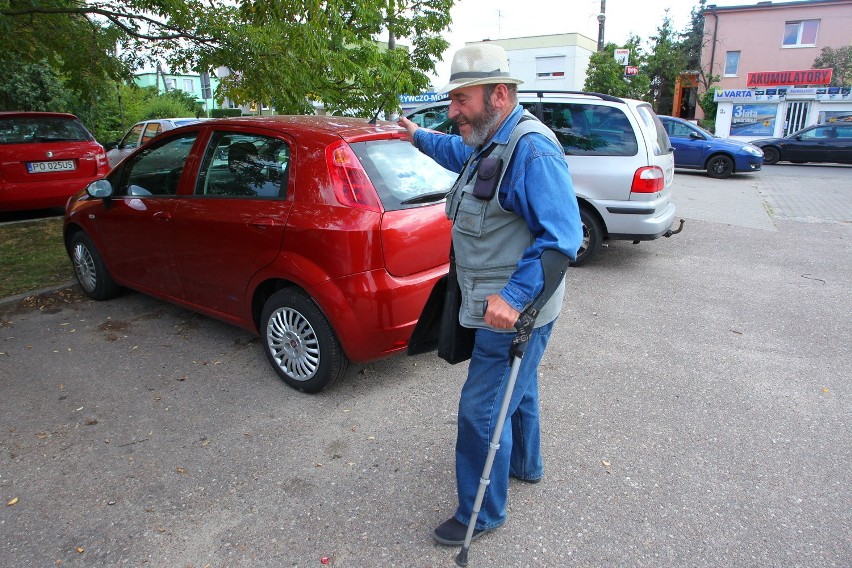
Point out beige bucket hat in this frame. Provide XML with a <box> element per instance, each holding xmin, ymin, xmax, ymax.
<box><xmin>438</xmin><ymin>43</ymin><xmax>524</xmax><ymax>95</ymax></box>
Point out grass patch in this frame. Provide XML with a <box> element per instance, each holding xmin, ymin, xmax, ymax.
<box><xmin>0</xmin><ymin>218</ymin><xmax>73</xmax><ymax>298</ymax></box>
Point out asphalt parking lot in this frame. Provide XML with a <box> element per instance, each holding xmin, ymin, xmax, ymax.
<box><xmin>1</xmin><ymin>164</ymin><xmax>850</xmax><ymax>567</ymax></box>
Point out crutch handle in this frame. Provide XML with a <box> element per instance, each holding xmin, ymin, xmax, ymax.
<box><xmin>510</xmin><ymin>249</ymin><xmax>571</xmax><ymax>359</ymax></box>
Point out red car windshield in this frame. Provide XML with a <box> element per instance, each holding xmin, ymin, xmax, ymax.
<box><xmin>0</xmin><ymin>117</ymin><xmax>93</xmax><ymax>145</ymax></box>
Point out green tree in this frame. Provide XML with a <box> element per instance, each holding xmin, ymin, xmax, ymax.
<box><xmin>0</xmin><ymin>0</ymin><xmax>126</xmax><ymax>110</ymax></box>
<box><xmin>0</xmin><ymin>60</ymin><xmax>73</xmax><ymax>111</ymax></box>
<box><xmin>643</xmin><ymin>11</ymin><xmax>685</xmax><ymax>115</ymax></box>
<box><xmin>200</xmin><ymin>0</ymin><xmax>453</xmax><ymax>115</ymax></box>
<box><xmin>1</xmin><ymin>0</ymin><xmax>454</xmax><ymax>118</ymax></box>
<box><xmin>583</xmin><ymin>38</ymin><xmax>650</xmax><ymax>100</ymax></box>
<box><xmin>813</xmin><ymin>45</ymin><xmax>852</xmax><ymax>86</ymax></box>
<box><xmin>680</xmin><ymin>0</ymin><xmax>706</xmax><ymax>72</ymax></box>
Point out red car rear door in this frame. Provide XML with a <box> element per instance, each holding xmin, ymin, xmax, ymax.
<box><xmin>169</xmin><ymin>128</ymin><xmax>293</xmax><ymax>319</ymax></box>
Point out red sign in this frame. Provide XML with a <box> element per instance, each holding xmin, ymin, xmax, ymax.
<box><xmin>625</xmin><ymin>66</ymin><xmax>639</xmax><ymax>76</ymax></box>
<box><xmin>747</xmin><ymin>68</ymin><xmax>833</xmax><ymax>87</ymax></box>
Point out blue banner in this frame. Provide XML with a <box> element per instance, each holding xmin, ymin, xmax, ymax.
<box><xmin>730</xmin><ymin>103</ymin><xmax>777</xmax><ymax>136</ymax></box>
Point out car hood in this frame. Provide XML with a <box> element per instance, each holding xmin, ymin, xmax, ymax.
<box><xmin>749</xmin><ymin>137</ymin><xmax>783</xmax><ymax>146</ymax></box>
<box><xmin>710</xmin><ymin>137</ymin><xmax>760</xmax><ymax>150</ymax></box>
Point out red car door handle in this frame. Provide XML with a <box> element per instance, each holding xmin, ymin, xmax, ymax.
<box><xmin>249</xmin><ymin>218</ymin><xmax>275</xmax><ymax>230</ymax></box>
<box><xmin>153</xmin><ymin>211</ymin><xmax>172</xmax><ymax>222</ymax></box>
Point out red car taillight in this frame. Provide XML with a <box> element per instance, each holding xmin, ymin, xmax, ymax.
<box><xmin>325</xmin><ymin>140</ymin><xmax>381</xmax><ymax>212</ymax></box>
<box><xmin>95</xmin><ymin>147</ymin><xmax>109</xmax><ymax>172</ymax></box>
<box><xmin>631</xmin><ymin>166</ymin><xmax>665</xmax><ymax>193</ymax></box>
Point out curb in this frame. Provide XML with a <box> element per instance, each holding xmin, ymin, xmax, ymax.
<box><xmin>0</xmin><ymin>281</ymin><xmax>79</xmax><ymax>308</ymax></box>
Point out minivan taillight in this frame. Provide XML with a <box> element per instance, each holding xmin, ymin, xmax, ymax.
<box><xmin>326</xmin><ymin>140</ymin><xmax>381</xmax><ymax>211</ymax></box>
<box><xmin>631</xmin><ymin>166</ymin><xmax>665</xmax><ymax>193</ymax></box>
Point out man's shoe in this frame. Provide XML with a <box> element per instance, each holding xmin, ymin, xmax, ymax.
<box><xmin>510</xmin><ymin>474</ymin><xmax>542</xmax><ymax>484</ymax></box>
<box><xmin>433</xmin><ymin>517</ymin><xmax>494</xmax><ymax>546</ymax></box>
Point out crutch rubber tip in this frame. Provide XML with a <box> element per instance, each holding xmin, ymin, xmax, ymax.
<box><xmin>455</xmin><ymin>547</ymin><xmax>469</xmax><ymax>566</ymax></box>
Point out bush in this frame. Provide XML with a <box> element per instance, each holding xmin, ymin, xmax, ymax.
<box><xmin>211</xmin><ymin>108</ymin><xmax>242</xmax><ymax>118</ymax></box>
<box><xmin>142</xmin><ymin>97</ymin><xmax>194</xmax><ymax>120</ymax></box>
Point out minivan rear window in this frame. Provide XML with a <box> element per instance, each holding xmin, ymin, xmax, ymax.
<box><xmin>636</xmin><ymin>104</ymin><xmax>672</xmax><ymax>157</ymax></box>
<box><xmin>349</xmin><ymin>139</ymin><xmax>457</xmax><ymax>211</ymax></box>
<box><xmin>534</xmin><ymin>102</ymin><xmax>639</xmax><ymax>157</ymax></box>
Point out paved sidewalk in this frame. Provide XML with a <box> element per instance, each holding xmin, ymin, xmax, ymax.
<box><xmin>1</xmin><ymin>165</ymin><xmax>849</xmax><ymax>567</ymax></box>
<box><xmin>671</xmin><ymin>164</ymin><xmax>851</xmax><ymax>230</ymax></box>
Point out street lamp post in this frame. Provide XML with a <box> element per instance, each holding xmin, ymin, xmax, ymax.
<box><xmin>597</xmin><ymin>0</ymin><xmax>606</xmax><ymax>52</ymax></box>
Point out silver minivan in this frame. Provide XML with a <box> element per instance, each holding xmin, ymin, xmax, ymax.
<box><xmin>105</xmin><ymin>118</ymin><xmax>206</xmax><ymax>168</ymax></box>
<box><xmin>405</xmin><ymin>91</ymin><xmax>680</xmax><ymax>265</ymax></box>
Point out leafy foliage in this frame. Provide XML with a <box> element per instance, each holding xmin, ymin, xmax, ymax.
<box><xmin>583</xmin><ymin>39</ymin><xmax>650</xmax><ymax>100</ymax></box>
<box><xmin>813</xmin><ymin>45</ymin><xmax>852</xmax><ymax>87</ymax></box>
<box><xmin>643</xmin><ymin>11</ymin><xmax>685</xmax><ymax>115</ymax></box>
<box><xmin>0</xmin><ymin>60</ymin><xmax>73</xmax><ymax>111</ymax></box>
<box><xmin>0</xmin><ymin>0</ymin><xmax>454</xmax><ymax>118</ymax></box>
<box><xmin>584</xmin><ymin>1</ymin><xmax>714</xmax><ymax>119</ymax></box>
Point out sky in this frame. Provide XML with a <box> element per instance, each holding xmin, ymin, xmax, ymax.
<box><xmin>426</xmin><ymin>0</ymin><xmax>750</xmax><ymax>88</ymax></box>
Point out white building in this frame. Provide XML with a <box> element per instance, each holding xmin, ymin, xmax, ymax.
<box><xmin>466</xmin><ymin>33</ymin><xmax>597</xmax><ymax>92</ymax></box>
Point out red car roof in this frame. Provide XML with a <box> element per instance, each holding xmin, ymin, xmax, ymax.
<box><xmin>0</xmin><ymin>111</ymin><xmax>80</xmax><ymax>120</ymax></box>
<box><xmin>200</xmin><ymin>115</ymin><xmax>407</xmax><ymax>141</ymax></box>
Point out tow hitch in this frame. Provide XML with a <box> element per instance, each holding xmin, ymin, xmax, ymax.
<box><xmin>664</xmin><ymin>219</ymin><xmax>685</xmax><ymax>238</ymax></box>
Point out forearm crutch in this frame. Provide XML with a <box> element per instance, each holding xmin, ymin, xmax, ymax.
<box><xmin>455</xmin><ymin>249</ymin><xmax>571</xmax><ymax>567</ymax></box>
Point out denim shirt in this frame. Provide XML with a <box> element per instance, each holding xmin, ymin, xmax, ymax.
<box><xmin>412</xmin><ymin>105</ymin><xmax>583</xmax><ymax>313</ymax></box>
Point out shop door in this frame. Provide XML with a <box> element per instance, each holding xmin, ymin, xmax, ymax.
<box><xmin>784</xmin><ymin>102</ymin><xmax>810</xmax><ymax>135</ymax></box>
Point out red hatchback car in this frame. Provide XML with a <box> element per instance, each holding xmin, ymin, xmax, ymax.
<box><xmin>64</xmin><ymin>116</ymin><xmax>455</xmax><ymax>392</ymax></box>
<box><xmin>0</xmin><ymin>112</ymin><xmax>110</xmax><ymax>212</ymax></box>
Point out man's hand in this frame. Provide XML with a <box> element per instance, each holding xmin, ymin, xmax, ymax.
<box><xmin>397</xmin><ymin>116</ymin><xmax>419</xmax><ymax>142</ymax></box>
<box><xmin>484</xmin><ymin>294</ymin><xmax>520</xmax><ymax>330</ymax></box>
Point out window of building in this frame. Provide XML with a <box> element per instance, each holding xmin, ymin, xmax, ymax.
<box><xmin>535</xmin><ymin>56</ymin><xmax>566</xmax><ymax>79</ymax></box>
<box><xmin>165</xmin><ymin>78</ymin><xmax>176</xmax><ymax>90</ymax></box>
<box><xmin>783</xmin><ymin>20</ymin><xmax>819</xmax><ymax>47</ymax></box>
<box><xmin>724</xmin><ymin>51</ymin><xmax>740</xmax><ymax>76</ymax></box>
<box><xmin>183</xmin><ymin>79</ymin><xmax>194</xmax><ymax>92</ymax></box>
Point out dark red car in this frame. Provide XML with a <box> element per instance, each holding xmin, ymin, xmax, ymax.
<box><xmin>0</xmin><ymin>112</ymin><xmax>109</xmax><ymax>212</ymax></box>
<box><xmin>64</xmin><ymin>116</ymin><xmax>455</xmax><ymax>392</ymax></box>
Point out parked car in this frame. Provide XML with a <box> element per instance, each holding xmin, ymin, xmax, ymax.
<box><xmin>0</xmin><ymin>111</ymin><xmax>110</xmax><ymax>212</ymax></box>
<box><xmin>751</xmin><ymin>123</ymin><xmax>852</xmax><ymax>165</ymax></box>
<box><xmin>64</xmin><ymin>116</ymin><xmax>457</xmax><ymax>393</ymax></box>
<box><xmin>659</xmin><ymin>115</ymin><xmax>764</xmax><ymax>178</ymax></box>
<box><xmin>106</xmin><ymin>117</ymin><xmax>206</xmax><ymax>167</ymax></box>
<box><xmin>406</xmin><ymin>91</ymin><xmax>680</xmax><ymax>265</ymax></box>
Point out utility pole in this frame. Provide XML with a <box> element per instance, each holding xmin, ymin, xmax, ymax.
<box><xmin>597</xmin><ymin>0</ymin><xmax>606</xmax><ymax>52</ymax></box>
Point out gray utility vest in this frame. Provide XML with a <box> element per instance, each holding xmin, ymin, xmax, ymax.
<box><xmin>445</xmin><ymin>112</ymin><xmax>566</xmax><ymax>331</ymax></box>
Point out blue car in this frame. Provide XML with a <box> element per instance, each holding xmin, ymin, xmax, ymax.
<box><xmin>660</xmin><ymin>116</ymin><xmax>764</xmax><ymax>179</ymax></box>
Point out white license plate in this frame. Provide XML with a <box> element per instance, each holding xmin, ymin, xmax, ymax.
<box><xmin>27</xmin><ymin>160</ymin><xmax>76</xmax><ymax>173</ymax></box>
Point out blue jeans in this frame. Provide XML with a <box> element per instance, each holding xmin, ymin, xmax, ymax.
<box><xmin>452</xmin><ymin>321</ymin><xmax>555</xmax><ymax>530</ymax></box>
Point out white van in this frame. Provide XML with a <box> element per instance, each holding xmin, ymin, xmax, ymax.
<box><xmin>405</xmin><ymin>91</ymin><xmax>681</xmax><ymax>265</ymax></box>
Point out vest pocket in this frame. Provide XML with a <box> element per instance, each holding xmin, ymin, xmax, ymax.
<box><xmin>454</xmin><ymin>194</ymin><xmax>486</xmax><ymax>237</ymax></box>
<box><xmin>464</xmin><ymin>273</ymin><xmax>507</xmax><ymax>318</ymax></box>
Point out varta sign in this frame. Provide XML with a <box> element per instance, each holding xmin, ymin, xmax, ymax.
<box><xmin>713</xmin><ymin>90</ymin><xmax>755</xmax><ymax>102</ymax></box>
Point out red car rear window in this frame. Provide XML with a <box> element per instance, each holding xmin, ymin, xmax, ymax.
<box><xmin>348</xmin><ymin>139</ymin><xmax>456</xmax><ymax>211</ymax></box>
<box><xmin>0</xmin><ymin>117</ymin><xmax>93</xmax><ymax>145</ymax></box>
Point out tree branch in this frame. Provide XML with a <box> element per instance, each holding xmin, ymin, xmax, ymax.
<box><xmin>0</xmin><ymin>6</ymin><xmax>218</xmax><ymax>43</ymax></box>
